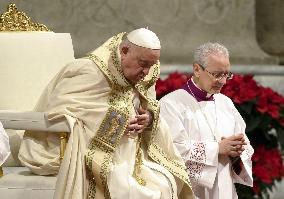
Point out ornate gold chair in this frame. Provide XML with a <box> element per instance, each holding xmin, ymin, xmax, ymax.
<box><xmin>0</xmin><ymin>4</ymin><xmax>74</xmax><ymax>198</ymax></box>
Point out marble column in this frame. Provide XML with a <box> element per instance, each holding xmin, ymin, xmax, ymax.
<box><xmin>256</xmin><ymin>0</ymin><xmax>284</xmax><ymax>64</ymax></box>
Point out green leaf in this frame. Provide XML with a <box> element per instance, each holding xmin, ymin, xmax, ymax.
<box><xmin>275</xmin><ymin>126</ymin><xmax>284</xmax><ymax>150</ymax></box>
<box><xmin>238</xmin><ymin>101</ymin><xmax>255</xmax><ymax>115</ymax></box>
<box><xmin>246</xmin><ymin>115</ymin><xmax>262</xmax><ymax>132</ymax></box>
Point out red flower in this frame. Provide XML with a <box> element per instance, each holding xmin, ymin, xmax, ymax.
<box><xmin>252</xmin><ymin>146</ymin><xmax>284</xmax><ymax>186</ymax></box>
<box><xmin>256</xmin><ymin>87</ymin><xmax>284</xmax><ymax>119</ymax></box>
<box><xmin>221</xmin><ymin>74</ymin><xmax>284</xmax><ymax>121</ymax></box>
<box><xmin>156</xmin><ymin>72</ymin><xmax>190</xmax><ymax>98</ymax></box>
<box><xmin>255</xmin><ymin>165</ymin><xmax>274</xmax><ymax>184</ymax></box>
<box><xmin>156</xmin><ymin>79</ymin><xmax>168</xmax><ymax>97</ymax></box>
<box><xmin>165</xmin><ymin>72</ymin><xmax>189</xmax><ymax>92</ymax></box>
<box><xmin>222</xmin><ymin>75</ymin><xmax>260</xmax><ymax>104</ymax></box>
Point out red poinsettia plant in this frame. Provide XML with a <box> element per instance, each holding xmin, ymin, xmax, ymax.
<box><xmin>156</xmin><ymin>72</ymin><xmax>284</xmax><ymax>199</ymax></box>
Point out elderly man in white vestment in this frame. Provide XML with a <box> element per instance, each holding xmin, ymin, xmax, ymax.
<box><xmin>18</xmin><ymin>28</ymin><xmax>193</xmax><ymax>199</ymax></box>
<box><xmin>159</xmin><ymin>42</ymin><xmax>254</xmax><ymax>199</ymax></box>
<box><xmin>0</xmin><ymin>121</ymin><xmax>10</xmax><ymax>166</ymax></box>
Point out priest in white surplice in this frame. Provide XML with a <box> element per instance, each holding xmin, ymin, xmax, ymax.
<box><xmin>0</xmin><ymin>121</ymin><xmax>10</xmax><ymax>166</ymax></box>
<box><xmin>160</xmin><ymin>42</ymin><xmax>253</xmax><ymax>199</ymax></box>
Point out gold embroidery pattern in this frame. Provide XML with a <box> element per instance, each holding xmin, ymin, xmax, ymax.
<box><xmin>0</xmin><ymin>4</ymin><xmax>50</xmax><ymax>31</ymax></box>
<box><xmin>109</xmin><ymin>35</ymin><xmax>130</xmax><ymax>86</ymax></box>
<box><xmin>105</xmin><ymin>32</ymin><xmax>125</xmax><ymax>51</ymax></box>
<box><xmin>89</xmin><ymin>33</ymin><xmax>130</xmax><ymax>89</ymax></box>
<box><xmin>148</xmin><ymin>143</ymin><xmax>191</xmax><ymax>186</ymax></box>
<box><xmin>87</xmin><ymin>178</ymin><xmax>96</xmax><ymax>198</ymax></box>
<box><xmin>88</xmin><ymin>33</ymin><xmax>125</xmax><ymax>87</ymax></box>
<box><xmin>88</xmin><ymin>54</ymin><xmax>115</xmax><ymax>86</ymax></box>
<box><xmin>138</xmin><ymin>62</ymin><xmax>160</xmax><ymax>90</ymax></box>
<box><xmin>86</xmin><ymin>149</ymin><xmax>95</xmax><ymax>172</ymax></box>
<box><xmin>132</xmin><ymin>136</ymin><xmax>147</xmax><ymax>186</ymax></box>
<box><xmin>135</xmin><ymin>83</ymin><xmax>160</xmax><ymax>133</ymax></box>
<box><xmin>93</xmin><ymin>110</ymin><xmax>127</xmax><ymax>148</ymax></box>
<box><xmin>100</xmin><ymin>32</ymin><xmax>129</xmax><ymax>87</ymax></box>
<box><xmin>101</xmin><ymin>153</ymin><xmax>112</xmax><ymax>199</ymax></box>
<box><xmin>86</xmin><ymin>106</ymin><xmax>129</xmax><ymax>198</ymax></box>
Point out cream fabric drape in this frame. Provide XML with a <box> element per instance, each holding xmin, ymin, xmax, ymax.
<box><xmin>19</xmin><ymin>59</ymin><xmax>192</xmax><ymax>198</ymax></box>
<box><xmin>19</xmin><ymin>59</ymin><xmax>109</xmax><ymax>198</ymax></box>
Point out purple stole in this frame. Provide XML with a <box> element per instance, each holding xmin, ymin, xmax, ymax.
<box><xmin>182</xmin><ymin>79</ymin><xmax>214</xmax><ymax>102</ymax></box>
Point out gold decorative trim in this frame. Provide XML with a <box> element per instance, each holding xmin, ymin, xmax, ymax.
<box><xmin>148</xmin><ymin>143</ymin><xmax>191</xmax><ymax>186</ymax></box>
<box><xmin>0</xmin><ymin>4</ymin><xmax>50</xmax><ymax>31</ymax></box>
<box><xmin>86</xmin><ymin>106</ymin><xmax>130</xmax><ymax>198</ymax></box>
<box><xmin>0</xmin><ymin>166</ymin><xmax>3</xmax><ymax>177</ymax></box>
<box><xmin>59</xmin><ymin>132</ymin><xmax>68</xmax><ymax>164</ymax></box>
<box><xmin>132</xmin><ymin>135</ymin><xmax>147</xmax><ymax>186</ymax></box>
<box><xmin>89</xmin><ymin>109</ymin><xmax>128</xmax><ymax>151</ymax></box>
<box><xmin>89</xmin><ymin>54</ymin><xmax>115</xmax><ymax>86</ymax></box>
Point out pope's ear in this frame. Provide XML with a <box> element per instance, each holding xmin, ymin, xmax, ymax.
<box><xmin>193</xmin><ymin>63</ymin><xmax>201</xmax><ymax>77</ymax></box>
<box><xmin>120</xmin><ymin>46</ymin><xmax>129</xmax><ymax>56</ymax></box>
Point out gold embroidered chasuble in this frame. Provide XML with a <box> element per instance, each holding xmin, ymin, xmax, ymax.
<box><xmin>86</xmin><ymin>32</ymin><xmax>192</xmax><ymax>198</ymax></box>
<box><xmin>18</xmin><ymin>32</ymin><xmax>193</xmax><ymax>199</ymax></box>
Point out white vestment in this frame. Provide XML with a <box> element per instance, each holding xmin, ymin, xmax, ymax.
<box><xmin>160</xmin><ymin>89</ymin><xmax>254</xmax><ymax>199</ymax></box>
<box><xmin>0</xmin><ymin>122</ymin><xmax>10</xmax><ymax>166</ymax></box>
<box><xmin>19</xmin><ymin>32</ymin><xmax>193</xmax><ymax>199</ymax></box>
<box><xmin>19</xmin><ymin>58</ymin><xmax>192</xmax><ymax>199</ymax></box>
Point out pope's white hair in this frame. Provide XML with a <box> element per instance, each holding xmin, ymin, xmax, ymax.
<box><xmin>193</xmin><ymin>42</ymin><xmax>229</xmax><ymax>67</ymax></box>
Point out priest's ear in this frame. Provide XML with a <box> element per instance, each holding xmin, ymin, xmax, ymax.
<box><xmin>193</xmin><ymin>63</ymin><xmax>201</xmax><ymax>78</ymax></box>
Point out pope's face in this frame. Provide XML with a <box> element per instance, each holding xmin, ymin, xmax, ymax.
<box><xmin>194</xmin><ymin>54</ymin><xmax>231</xmax><ymax>94</ymax></box>
<box><xmin>120</xmin><ymin>45</ymin><xmax>160</xmax><ymax>84</ymax></box>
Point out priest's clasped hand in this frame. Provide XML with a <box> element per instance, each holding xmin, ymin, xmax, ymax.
<box><xmin>125</xmin><ymin>108</ymin><xmax>153</xmax><ymax>137</ymax></box>
<box><xmin>218</xmin><ymin>134</ymin><xmax>247</xmax><ymax>158</ymax></box>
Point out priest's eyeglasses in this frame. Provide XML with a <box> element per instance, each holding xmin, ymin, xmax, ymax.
<box><xmin>199</xmin><ymin>64</ymin><xmax>233</xmax><ymax>81</ymax></box>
